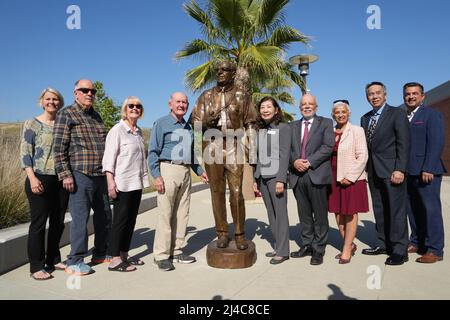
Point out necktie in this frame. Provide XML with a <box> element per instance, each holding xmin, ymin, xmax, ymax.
<box><xmin>367</xmin><ymin>112</ymin><xmax>378</xmax><ymax>143</ymax></box>
<box><xmin>301</xmin><ymin>121</ymin><xmax>310</xmax><ymax>159</ymax></box>
<box><xmin>218</xmin><ymin>90</ymin><xmax>227</xmax><ymax>134</ymax></box>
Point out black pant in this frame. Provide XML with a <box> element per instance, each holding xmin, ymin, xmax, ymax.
<box><xmin>368</xmin><ymin>174</ymin><xmax>409</xmax><ymax>256</ymax></box>
<box><xmin>109</xmin><ymin>190</ymin><xmax>142</xmax><ymax>256</ymax></box>
<box><xmin>25</xmin><ymin>174</ymin><xmax>69</xmax><ymax>273</ymax></box>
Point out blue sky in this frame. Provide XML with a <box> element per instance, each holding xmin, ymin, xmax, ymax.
<box><xmin>1</xmin><ymin>0</ymin><xmax>449</xmax><ymax>129</ymax></box>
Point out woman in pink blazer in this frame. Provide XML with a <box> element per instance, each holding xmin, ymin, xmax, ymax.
<box><xmin>328</xmin><ymin>100</ymin><xmax>369</xmax><ymax>264</ymax></box>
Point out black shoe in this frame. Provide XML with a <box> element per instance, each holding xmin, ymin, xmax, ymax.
<box><xmin>290</xmin><ymin>246</ymin><xmax>313</xmax><ymax>258</ymax></box>
<box><xmin>171</xmin><ymin>254</ymin><xmax>196</xmax><ymax>264</ymax></box>
<box><xmin>265</xmin><ymin>251</ymin><xmax>276</xmax><ymax>258</ymax></box>
<box><xmin>362</xmin><ymin>246</ymin><xmax>387</xmax><ymax>255</ymax></box>
<box><xmin>154</xmin><ymin>259</ymin><xmax>175</xmax><ymax>271</ymax></box>
<box><xmin>270</xmin><ymin>256</ymin><xmax>289</xmax><ymax>265</ymax></box>
<box><xmin>310</xmin><ymin>253</ymin><xmax>324</xmax><ymax>265</ymax></box>
<box><xmin>385</xmin><ymin>254</ymin><xmax>408</xmax><ymax>266</ymax></box>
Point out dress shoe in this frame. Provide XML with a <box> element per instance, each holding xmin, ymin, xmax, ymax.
<box><xmin>335</xmin><ymin>243</ymin><xmax>357</xmax><ymax>259</ymax></box>
<box><xmin>217</xmin><ymin>235</ymin><xmax>230</xmax><ymax>248</ymax></box>
<box><xmin>290</xmin><ymin>246</ymin><xmax>312</xmax><ymax>258</ymax></box>
<box><xmin>310</xmin><ymin>253</ymin><xmax>324</xmax><ymax>265</ymax></box>
<box><xmin>385</xmin><ymin>254</ymin><xmax>408</xmax><ymax>265</ymax></box>
<box><xmin>270</xmin><ymin>256</ymin><xmax>289</xmax><ymax>265</ymax></box>
<box><xmin>415</xmin><ymin>252</ymin><xmax>443</xmax><ymax>264</ymax></box>
<box><xmin>362</xmin><ymin>246</ymin><xmax>387</xmax><ymax>255</ymax></box>
<box><xmin>235</xmin><ymin>235</ymin><xmax>248</xmax><ymax>250</ymax></box>
<box><xmin>265</xmin><ymin>251</ymin><xmax>277</xmax><ymax>258</ymax></box>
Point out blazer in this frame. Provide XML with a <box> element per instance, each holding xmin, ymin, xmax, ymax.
<box><xmin>254</xmin><ymin>122</ymin><xmax>291</xmax><ymax>183</ymax></box>
<box><xmin>289</xmin><ymin>115</ymin><xmax>334</xmax><ymax>186</ymax></box>
<box><xmin>361</xmin><ymin>104</ymin><xmax>410</xmax><ymax>179</ymax></box>
<box><xmin>335</xmin><ymin>123</ymin><xmax>368</xmax><ymax>182</ymax></box>
<box><xmin>407</xmin><ymin>105</ymin><xmax>446</xmax><ymax>175</ymax></box>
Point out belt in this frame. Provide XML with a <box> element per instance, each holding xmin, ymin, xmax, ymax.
<box><xmin>160</xmin><ymin>160</ymin><xmax>190</xmax><ymax>166</ymax></box>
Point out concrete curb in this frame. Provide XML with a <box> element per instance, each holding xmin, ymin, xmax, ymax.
<box><xmin>0</xmin><ymin>182</ymin><xmax>209</xmax><ymax>275</ymax></box>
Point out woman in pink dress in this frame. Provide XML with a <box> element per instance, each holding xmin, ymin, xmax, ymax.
<box><xmin>328</xmin><ymin>100</ymin><xmax>369</xmax><ymax>264</ymax></box>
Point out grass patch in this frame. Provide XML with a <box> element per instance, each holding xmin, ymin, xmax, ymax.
<box><xmin>0</xmin><ymin>124</ymin><xmax>30</xmax><ymax>229</ymax></box>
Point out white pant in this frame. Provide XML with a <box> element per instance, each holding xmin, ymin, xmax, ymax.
<box><xmin>153</xmin><ymin>162</ymin><xmax>192</xmax><ymax>261</ymax></box>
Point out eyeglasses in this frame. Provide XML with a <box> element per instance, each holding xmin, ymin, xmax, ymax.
<box><xmin>76</xmin><ymin>88</ymin><xmax>97</xmax><ymax>95</ymax></box>
<box><xmin>127</xmin><ymin>104</ymin><xmax>143</xmax><ymax>110</ymax></box>
<box><xmin>333</xmin><ymin>99</ymin><xmax>349</xmax><ymax>105</ymax></box>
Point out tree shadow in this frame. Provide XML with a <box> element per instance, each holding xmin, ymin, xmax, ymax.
<box><xmin>327</xmin><ymin>284</ymin><xmax>357</xmax><ymax>300</ymax></box>
<box><xmin>128</xmin><ymin>227</ymin><xmax>155</xmax><ymax>261</ymax></box>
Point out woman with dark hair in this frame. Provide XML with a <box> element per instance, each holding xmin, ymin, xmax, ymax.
<box><xmin>253</xmin><ymin>97</ymin><xmax>291</xmax><ymax>264</ymax></box>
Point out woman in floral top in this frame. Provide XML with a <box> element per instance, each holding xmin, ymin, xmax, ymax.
<box><xmin>20</xmin><ymin>88</ymin><xmax>69</xmax><ymax>280</ymax></box>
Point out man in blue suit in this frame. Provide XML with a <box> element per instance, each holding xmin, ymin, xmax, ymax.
<box><xmin>404</xmin><ymin>82</ymin><xmax>446</xmax><ymax>263</ymax></box>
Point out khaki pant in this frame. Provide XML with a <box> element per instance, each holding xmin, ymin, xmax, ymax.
<box><xmin>153</xmin><ymin>162</ymin><xmax>192</xmax><ymax>261</ymax></box>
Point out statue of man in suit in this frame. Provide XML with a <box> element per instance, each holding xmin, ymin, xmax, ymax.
<box><xmin>191</xmin><ymin>61</ymin><xmax>257</xmax><ymax>250</ymax></box>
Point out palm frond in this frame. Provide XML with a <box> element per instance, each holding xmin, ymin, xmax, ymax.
<box><xmin>256</xmin><ymin>0</ymin><xmax>290</xmax><ymax>37</ymax></box>
<box><xmin>210</xmin><ymin>0</ymin><xmax>246</xmax><ymax>44</ymax></box>
<box><xmin>239</xmin><ymin>45</ymin><xmax>283</xmax><ymax>73</ymax></box>
<box><xmin>184</xmin><ymin>60</ymin><xmax>217</xmax><ymax>92</ymax></box>
<box><xmin>263</xmin><ymin>26</ymin><xmax>309</xmax><ymax>50</ymax></box>
<box><xmin>184</xmin><ymin>0</ymin><xmax>222</xmax><ymax>41</ymax></box>
<box><xmin>175</xmin><ymin>39</ymin><xmax>232</xmax><ymax>61</ymax></box>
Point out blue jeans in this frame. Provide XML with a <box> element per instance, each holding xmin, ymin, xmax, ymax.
<box><xmin>67</xmin><ymin>171</ymin><xmax>112</xmax><ymax>266</ymax></box>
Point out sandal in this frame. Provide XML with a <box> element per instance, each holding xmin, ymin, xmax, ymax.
<box><xmin>127</xmin><ymin>258</ymin><xmax>145</xmax><ymax>266</ymax></box>
<box><xmin>108</xmin><ymin>261</ymin><xmax>136</xmax><ymax>272</ymax></box>
<box><xmin>30</xmin><ymin>270</ymin><xmax>54</xmax><ymax>281</ymax></box>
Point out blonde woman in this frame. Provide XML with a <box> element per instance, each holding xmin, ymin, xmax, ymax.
<box><xmin>102</xmin><ymin>97</ymin><xmax>149</xmax><ymax>272</ymax></box>
<box><xmin>328</xmin><ymin>100</ymin><xmax>369</xmax><ymax>264</ymax></box>
<box><xmin>20</xmin><ymin>88</ymin><xmax>69</xmax><ymax>280</ymax></box>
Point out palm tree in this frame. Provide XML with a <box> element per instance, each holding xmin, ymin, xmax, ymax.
<box><xmin>175</xmin><ymin>0</ymin><xmax>309</xmax><ymax>109</ymax></box>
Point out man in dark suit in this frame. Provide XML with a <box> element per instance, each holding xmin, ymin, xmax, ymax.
<box><xmin>361</xmin><ymin>81</ymin><xmax>410</xmax><ymax>265</ymax></box>
<box><xmin>403</xmin><ymin>82</ymin><xmax>446</xmax><ymax>263</ymax></box>
<box><xmin>289</xmin><ymin>93</ymin><xmax>334</xmax><ymax>265</ymax></box>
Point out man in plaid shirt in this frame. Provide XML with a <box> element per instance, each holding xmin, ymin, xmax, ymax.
<box><xmin>53</xmin><ymin>79</ymin><xmax>112</xmax><ymax>276</ymax></box>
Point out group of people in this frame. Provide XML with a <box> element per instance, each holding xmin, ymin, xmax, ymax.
<box><xmin>251</xmin><ymin>81</ymin><xmax>445</xmax><ymax>267</ymax></box>
<box><xmin>20</xmin><ymin>64</ymin><xmax>445</xmax><ymax>280</ymax></box>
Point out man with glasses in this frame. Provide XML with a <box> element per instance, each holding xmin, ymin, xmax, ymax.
<box><xmin>360</xmin><ymin>81</ymin><xmax>410</xmax><ymax>266</ymax></box>
<box><xmin>53</xmin><ymin>79</ymin><xmax>112</xmax><ymax>275</ymax></box>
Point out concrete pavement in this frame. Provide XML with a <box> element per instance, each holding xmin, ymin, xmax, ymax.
<box><xmin>1</xmin><ymin>178</ymin><xmax>449</xmax><ymax>300</ymax></box>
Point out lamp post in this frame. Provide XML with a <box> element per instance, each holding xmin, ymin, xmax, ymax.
<box><xmin>289</xmin><ymin>54</ymin><xmax>319</xmax><ymax>95</ymax></box>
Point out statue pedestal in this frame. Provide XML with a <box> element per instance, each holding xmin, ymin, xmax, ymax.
<box><xmin>206</xmin><ymin>240</ymin><xmax>257</xmax><ymax>269</ymax></box>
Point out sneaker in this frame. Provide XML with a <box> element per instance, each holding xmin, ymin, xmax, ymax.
<box><xmin>154</xmin><ymin>259</ymin><xmax>175</xmax><ymax>271</ymax></box>
<box><xmin>172</xmin><ymin>254</ymin><xmax>196</xmax><ymax>264</ymax></box>
<box><xmin>65</xmin><ymin>262</ymin><xmax>92</xmax><ymax>276</ymax></box>
<box><xmin>91</xmin><ymin>255</ymin><xmax>113</xmax><ymax>264</ymax></box>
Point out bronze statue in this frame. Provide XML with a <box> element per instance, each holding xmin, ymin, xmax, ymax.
<box><xmin>191</xmin><ymin>61</ymin><xmax>257</xmax><ymax>250</ymax></box>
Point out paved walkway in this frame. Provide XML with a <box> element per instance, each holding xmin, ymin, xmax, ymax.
<box><xmin>1</xmin><ymin>178</ymin><xmax>450</xmax><ymax>300</ymax></box>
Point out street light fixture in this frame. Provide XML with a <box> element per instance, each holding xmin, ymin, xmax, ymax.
<box><xmin>289</xmin><ymin>54</ymin><xmax>319</xmax><ymax>94</ymax></box>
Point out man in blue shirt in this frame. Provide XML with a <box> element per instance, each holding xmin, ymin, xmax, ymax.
<box><xmin>148</xmin><ymin>92</ymin><xmax>208</xmax><ymax>271</ymax></box>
